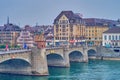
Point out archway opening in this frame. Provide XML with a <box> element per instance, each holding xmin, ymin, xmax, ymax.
<box><xmin>0</xmin><ymin>59</ymin><xmax>31</xmax><ymax>74</ymax></box>
<box><xmin>87</xmin><ymin>49</ymin><xmax>97</xmax><ymax>59</ymax></box>
<box><xmin>47</xmin><ymin>53</ymin><xmax>64</xmax><ymax>67</ymax></box>
<box><xmin>69</xmin><ymin>51</ymin><xmax>83</xmax><ymax>62</ymax></box>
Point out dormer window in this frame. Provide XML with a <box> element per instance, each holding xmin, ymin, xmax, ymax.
<box><xmin>76</xmin><ymin>19</ymin><xmax>79</xmax><ymax>23</ymax></box>
<box><xmin>56</xmin><ymin>20</ymin><xmax>59</xmax><ymax>24</ymax></box>
<box><xmin>70</xmin><ymin>19</ymin><xmax>74</xmax><ymax>23</ymax></box>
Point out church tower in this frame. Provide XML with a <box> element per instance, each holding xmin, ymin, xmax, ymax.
<box><xmin>7</xmin><ymin>16</ymin><xmax>9</xmax><ymax>24</ymax></box>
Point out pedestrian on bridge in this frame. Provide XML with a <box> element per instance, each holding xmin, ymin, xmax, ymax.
<box><xmin>5</xmin><ymin>44</ymin><xmax>9</xmax><ymax>51</ymax></box>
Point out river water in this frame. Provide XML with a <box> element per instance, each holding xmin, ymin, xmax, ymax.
<box><xmin>0</xmin><ymin>59</ymin><xmax>120</xmax><ymax>80</ymax></box>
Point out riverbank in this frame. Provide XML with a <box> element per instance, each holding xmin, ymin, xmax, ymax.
<box><xmin>89</xmin><ymin>56</ymin><xmax>120</xmax><ymax>61</ymax></box>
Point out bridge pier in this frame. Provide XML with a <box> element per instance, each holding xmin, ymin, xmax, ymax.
<box><xmin>82</xmin><ymin>47</ymin><xmax>88</xmax><ymax>62</ymax></box>
<box><xmin>63</xmin><ymin>49</ymin><xmax>70</xmax><ymax>67</ymax></box>
<box><xmin>31</xmin><ymin>47</ymin><xmax>48</xmax><ymax>76</ymax></box>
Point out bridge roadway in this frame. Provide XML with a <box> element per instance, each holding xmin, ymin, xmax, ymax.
<box><xmin>0</xmin><ymin>46</ymin><xmax>98</xmax><ymax>76</ymax></box>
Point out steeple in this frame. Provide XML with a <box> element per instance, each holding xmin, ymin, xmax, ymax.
<box><xmin>7</xmin><ymin>16</ymin><xmax>9</xmax><ymax>24</ymax></box>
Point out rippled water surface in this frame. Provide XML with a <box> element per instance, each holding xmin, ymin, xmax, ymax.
<box><xmin>0</xmin><ymin>59</ymin><xmax>120</xmax><ymax>80</ymax></box>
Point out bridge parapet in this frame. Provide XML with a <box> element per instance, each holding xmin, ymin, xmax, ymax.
<box><xmin>46</xmin><ymin>48</ymin><xmax>64</xmax><ymax>56</ymax></box>
<box><xmin>0</xmin><ymin>48</ymin><xmax>31</xmax><ymax>52</ymax></box>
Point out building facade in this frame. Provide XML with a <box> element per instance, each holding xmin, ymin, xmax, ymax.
<box><xmin>0</xmin><ymin>23</ymin><xmax>21</xmax><ymax>46</ymax></box>
<box><xmin>84</xmin><ymin>18</ymin><xmax>109</xmax><ymax>46</ymax></box>
<box><xmin>24</xmin><ymin>25</ymin><xmax>54</xmax><ymax>47</ymax></box>
<box><xmin>45</xmin><ymin>32</ymin><xmax>54</xmax><ymax>47</ymax></box>
<box><xmin>102</xmin><ymin>27</ymin><xmax>120</xmax><ymax>47</ymax></box>
<box><xmin>17</xmin><ymin>31</ymin><xmax>34</xmax><ymax>47</ymax></box>
<box><xmin>54</xmin><ymin>11</ymin><xmax>86</xmax><ymax>46</ymax></box>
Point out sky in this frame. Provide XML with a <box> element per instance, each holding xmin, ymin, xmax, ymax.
<box><xmin>0</xmin><ymin>0</ymin><xmax>120</xmax><ymax>27</ymax></box>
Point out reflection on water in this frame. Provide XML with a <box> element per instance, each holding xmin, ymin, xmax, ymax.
<box><xmin>0</xmin><ymin>59</ymin><xmax>120</xmax><ymax>80</ymax></box>
<box><xmin>48</xmin><ymin>66</ymin><xmax>70</xmax><ymax>76</ymax></box>
<box><xmin>0</xmin><ymin>74</ymin><xmax>48</xmax><ymax>80</ymax></box>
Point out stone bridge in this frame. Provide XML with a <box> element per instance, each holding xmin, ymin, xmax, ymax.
<box><xmin>0</xmin><ymin>46</ymin><xmax>97</xmax><ymax>76</ymax></box>
<box><xmin>46</xmin><ymin>46</ymin><xmax>97</xmax><ymax>67</ymax></box>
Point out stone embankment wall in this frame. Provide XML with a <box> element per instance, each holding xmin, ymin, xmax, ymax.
<box><xmin>95</xmin><ymin>46</ymin><xmax>120</xmax><ymax>60</ymax></box>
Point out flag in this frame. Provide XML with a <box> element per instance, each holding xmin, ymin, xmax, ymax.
<box><xmin>23</xmin><ymin>43</ymin><xmax>27</xmax><ymax>49</ymax></box>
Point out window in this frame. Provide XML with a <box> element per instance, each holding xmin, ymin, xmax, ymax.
<box><xmin>115</xmin><ymin>42</ymin><xmax>118</xmax><ymax>46</ymax></box>
<box><xmin>56</xmin><ymin>25</ymin><xmax>59</xmax><ymax>29</ymax></box>
<box><xmin>70</xmin><ymin>20</ymin><xmax>74</xmax><ymax>23</ymax></box>
<box><xmin>115</xmin><ymin>35</ymin><xmax>118</xmax><ymax>40</ymax></box>
<box><xmin>119</xmin><ymin>35</ymin><xmax>120</xmax><ymax>40</ymax></box>
<box><xmin>59</xmin><ymin>20</ymin><xmax>61</xmax><ymax>24</ymax></box>
<box><xmin>104</xmin><ymin>35</ymin><xmax>107</xmax><ymax>40</ymax></box>
<box><xmin>55</xmin><ymin>21</ymin><xmax>58</xmax><ymax>24</ymax></box>
<box><xmin>62</xmin><ymin>25</ymin><xmax>66</xmax><ymax>28</ymax></box>
<box><xmin>62</xmin><ymin>33</ymin><xmax>65</xmax><ymax>35</ymax></box>
<box><xmin>70</xmin><ymin>37</ymin><xmax>74</xmax><ymax>40</ymax></box>
<box><xmin>112</xmin><ymin>35</ymin><xmax>114</xmax><ymax>40</ymax></box>
<box><xmin>105</xmin><ymin>43</ymin><xmax>106</xmax><ymax>45</ymax></box>
<box><xmin>66</xmin><ymin>29</ymin><xmax>68</xmax><ymax>31</ymax></box>
<box><xmin>60</xmin><ymin>20</ymin><xmax>68</xmax><ymax>24</ymax></box>
<box><xmin>59</xmin><ymin>37</ymin><xmax>61</xmax><ymax>40</ymax></box>
<box><xmin>56</xmin><ymin>29</ymin><xmax>58</xmax><ymax>32</ymax></box>
<box><xmin>19</xmin><ymin>39</ymin><xmax>23</xmax><ymax>41</ymax></box>
<box><xmin>22</xmin><ymin>33</ymin><xmax>28</xmax><ymax>35</ymax></box>
<box><xmin>62</xmin><ymin>29</ymin><xmax>65</xmax><ymax>32</ymax></box>
<box><xmin>56</xmin><ymin>37</ymin><xmax>59</xmax><ymax>40</ymax></box>
<box><xmin>70</xmin><ymin>29</ymin><xmax>73</xmax><ymax>32</ymax></box>
<box><xmin>62</xmin><ymin>37</ymin><xmax>66</xmax><ymax>40</ymax></box>
<box><xmin>109</xmin><ymin>35</ymin><xmax>111</xmax><ymax>40</ymax></box>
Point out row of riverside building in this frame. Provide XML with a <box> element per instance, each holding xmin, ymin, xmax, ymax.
<box><xmin>54</xmin><ymin>11</ymin><xmax>120</xmax><ymax>47</ymax></box>
<box><xmin>0</xmin><ymin>11</ymin><xmax>120</xmax><ymax>48</ymax></box>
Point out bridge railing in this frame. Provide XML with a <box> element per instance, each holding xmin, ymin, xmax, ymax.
<box><xmin>46</xmin><ymin>46</ymin><xmax>63</xmax><ymax>50</ymax></box>
<box><xmin>46</xmin><ymin>45</ymin><xmax>95</xmax><ymax>50</ymax></box>
<box><xmin>0</xmin><ymin>48</ymin><xmax>31</xmax><ymax>52</ymax></box>
<box><xmin>0</xmin><ymin>48</ymin><xmax>31</xmax><ymax>55</ymax></box>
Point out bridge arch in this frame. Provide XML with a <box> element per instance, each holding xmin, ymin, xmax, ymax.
<box><xmin>0</xmin><ymin>56</ymin><xmax>31</xmax><ymax>65</ymax></box>
<box><xmin>69</xmin><ymin>50</ymin><xmax>84</xmax><ymax>62</ymax></box>
<box><xmin>0</xmin><ymin>58</ymin><xmax>31</xmax><ymax>66</ymax></box>
<box><xmin>87</xmin><ymin>48</ymin><xmax>97</xmax><ymax>58</ymax></box>
<box><xmin>47</xmin><ymin>53</ymin><xmax>64</xmax><ymax>67</ymax></box>
<box><xmin>0</xmin><ymin>58</ymin><xmax>31</xmax><ymax>74</ymax></box>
